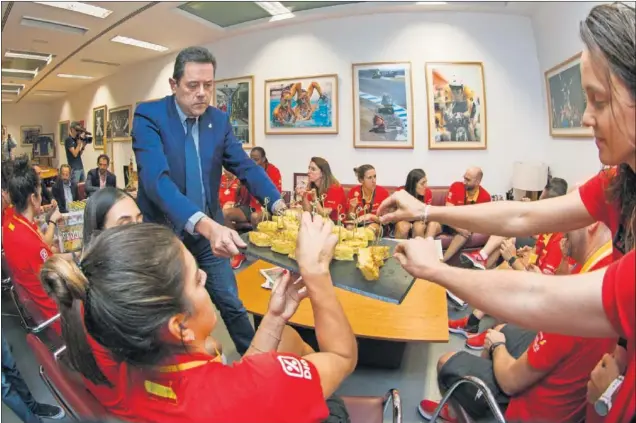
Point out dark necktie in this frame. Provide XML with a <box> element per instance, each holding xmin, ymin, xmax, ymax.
<box><xmin>185</xmin><ymin>118</ymin><xmax>204</xmax><ymax>210</ymax></box>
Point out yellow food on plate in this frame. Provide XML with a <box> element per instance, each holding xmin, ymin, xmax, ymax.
<box><xmin>271</xmin><ymin>239</ymin><xmax>295</xmax><ymax>255</ymax></box>
<box><xmin>332</xmin><ymin>227</ymin><xmax>352</xmax><ymax>242</ymax></box>
<box><xmin>357</xmin><ymin>248</ymin><xmax>381</xmax><ymax>281</ymax></box>
<box><xmin>249</xmin><ymin>231</ymin><xmax>272</xmax><ymax>247</ymax></box>
<box><xmin>288</xmin><ymin>249</ymin><xmax>296</xmax><ymax>260</ymax></box>
<box><xmin>344</xmin><ymin>238</ymin><xmax>368</xmax><ymax>254</ymax></box>
<box><xmin>334</xmin><ymin>243</ymin><xmax>355</xmax><ymax>261</ymax></box>
<box><xmin>257</xmin><ymin>221</ymin><xmax>279</xmax><ymax>234</ymax></box>
<box><xmin>362</xmin><ymin>227</ymin><xmax>376</xmax><ymax>241</ymax></box>
<box><xmin>369</xmin><ymin>246</ymin><xmax>390</xmax><ymax>261</ymax></box>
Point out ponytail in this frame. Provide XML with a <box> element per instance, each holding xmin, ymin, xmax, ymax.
<box><xmin>40</xmin><ymin>256</ymin><xmax>112</xmax><ymax>386</ymax></box>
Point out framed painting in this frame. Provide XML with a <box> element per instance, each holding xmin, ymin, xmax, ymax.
<box><xmin>352</xmin><ymin>62</ymin><xmax>413</xmax><ymax>149</ymax></box>
<box><xmin>92</xmin><ymin>105</ymin><xmax>107</xmax><ymax>150</ymax></box>
<box><xmin>214</xmin><ymin>76</ymin><xmax>254</xmax><ymax>148</ymax></box>
<box><xmin>265</xmin><ymin>74</ymin><xmax>338</xmax><ymax>135</ymax></box>
<box><xmin>293</xmin><ymin>172</ymin><xmax>309</xmax><ymax>192</ymax></box>
<box><xmin>20</xmin><ymin>125</ymin><xmax>42</xmax><ymax>146</ymax></box>
<box><xmin>109</xmin><ymin>105</ymin><xmax>132</xmax><ymax>142</ymax></box>
<box><xmin>58</xmin><ymin>121</ymin><xmax>69</xmax><ymax>145</ymax></box>
<box><xmin>33</xmin><ymin>133</ymin><xmax>55</xmax><ymax>158</ymax></box>
<box><xmin>425</xmin><ymin>62</ymin><xmax>487</xmax><ymax>150</ymax></box>
<box><xmin>545</xmin><ymin>53</ymin><xmax>592</xmax><ymax>138</ymax></box>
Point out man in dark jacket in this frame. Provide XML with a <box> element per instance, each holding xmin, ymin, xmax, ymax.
<box><xmin>85</xmin><ymin>154</ymin><xmax>116</xmax><ymax>197</ymax></box>
<box><xmin>51</xmin><ymin>164</ymin><xmax>79</xmax><ymax>213</ymax></box>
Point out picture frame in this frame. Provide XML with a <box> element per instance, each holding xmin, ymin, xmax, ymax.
<box><xmin>20</xmin><ymin>125</ymin><xmax>42</xmax><ymax>146</ymax></box>
<box><xmin>58</xmin><ymin>121</ymin><xmax>69</xmax><ymax>145</ymax></box>
<box><xmin>108</xmin><ymin>105</ymin><xmax>132</xmax><ymax>142</ymax></box>
<box><xmin>545</xmin><ymin>53</ymin><xmax>592</xmax><ymax>138</ymax></box>
<box><xmin>214</xmin><ymin>76</ymin><xmax>255</xmax><ymax>149</ymax></box>
<box><xmin>425</xmin><ymin>62</ymin><xmax>487</xmax><ymax>150</ymax></box>
<box><xmin>92</xmin><ymin>105</ymin><xmax>107</xmax><ymax>150</ymax></box>
<box><xmin>352</xmin><ymin>62</ymin><xmax>414</xmax><ymax>149</ymax></box>
<box><xmin>264</xmin><ymin>74</ymin><xmax>339</xmax><ymax>135</ymax></box>
<box><xmin>293</xmin><ymin>172</ymin><xmax>309</xmax><ymax>192</ymax></box>
<box><xmin>33</xmin><ymin>133</ymin><xmax>55</xmax><ymax>158</ymax></box>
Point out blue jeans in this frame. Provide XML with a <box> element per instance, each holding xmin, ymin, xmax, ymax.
<box><xmin>71</xmin><ymin>169</ymin><xmax>85</xmax><ymax>185</ymax></box>
<box><xmin>1</xmin><ymin>336</ymin><xmax>41</xmax><ymax>423</ymax></box>
<box><xmin>183</xmin><ymin>234</ymin><xmax>254</xmax><ymax>354</ymax></box>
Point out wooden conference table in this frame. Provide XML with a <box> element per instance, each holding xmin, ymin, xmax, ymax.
<box><xmin>237</xmin><ymin>260</ymin><xmax>449</xmax><ymax>369</ymax></box>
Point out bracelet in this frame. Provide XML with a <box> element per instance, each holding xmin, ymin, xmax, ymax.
<box><xmin>48</xmin><ymin>220</ymin><xmax>57</xmax><ymax>227</ymax></box>
<box><xmin>489</xmin><ymin>342</ymin><xmax>505</xmax><ymax>357</ymax></box>
<box><xmin>420</xmin><ymin>204</ymin><xmax>431</xmax><ymax>224</ymax></box>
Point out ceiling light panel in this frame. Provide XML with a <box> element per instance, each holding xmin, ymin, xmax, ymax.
<box><xmin>20</xmin><ymin>16</ymin><xmax>89</xmax><ymax>35</ymax></box>
<box><xmin>34</xmin><ymin>2</ymin><xmax>113</xmax><ymax>18</ymax></box>
<box><xmin>57</xmin><ymin>73</ymin><xmax>93</xmax><ymax>79</ymax></box>
<box><xmin>110</xmin><ymin>36</ymin><xmax>169</xmax><ymax>52</ymax></box>
<box><xmin>5</xmin><ymin>50</ymin><xmax>52</xmax><ymax>63</ymax></box>
<box><xmin>81</xmin><ymin>58</ymin><xmax>121</xmax><ymax>67</ymax></box>
<box><xmin>1</xmin><ymin>68</ymin><xmax>38</xmax><ymax>80</ymax></box>
<box><xmin>255</xmin><ymin>1</ymin><xmax>292</xmax><ymax>15</ymax></box>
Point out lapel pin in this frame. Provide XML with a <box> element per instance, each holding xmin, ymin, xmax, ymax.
<box><xmin>208</xmin><ymin>123</ymin><xmax>212</xmax><ymax>128</ymax></box>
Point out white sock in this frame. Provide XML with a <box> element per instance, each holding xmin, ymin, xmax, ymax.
<box><xmin>478</xmin><ymin>250</ymin><xmax>488</xmax><ymax>260</ymax></box>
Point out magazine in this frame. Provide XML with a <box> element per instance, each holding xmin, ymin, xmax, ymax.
<box><xmin>57</xmin><ymin>210</ymin><xmax>84</xmax><ymax>253</ymax></box>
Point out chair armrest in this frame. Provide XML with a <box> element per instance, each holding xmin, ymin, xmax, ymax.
<box><xmin>432</xmin><ymin>376</ymin><xmax>505</xmax><ymax>422</ymax></box>
<box><xmin>383</xmin><ymin>389</ymin><xmax>402</xmax><ymax>423</ymax></box>
<box><xmin>31</xmin><ymin>313</ymin><xmax>61</xmax><ymax>334</ymax></box>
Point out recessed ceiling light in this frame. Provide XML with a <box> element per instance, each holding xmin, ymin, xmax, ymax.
<box><xmin>416</xmin><ymin>1</ymin><xmax>448</xmax><ymax>4</ymax></box>
<box><xmin>110</xmin><ymin>36</ymin><xmax>169</xmax><ymax>52</ymax></box>
<box><xmin>1</xmin><ymin>68</ymin><xmax>38</xmax><ymax>75</ymax></box>
<box><xmin>270</xmin><ymin>13</ymin><xmax>295</xmax><ymax>22</ymax></box>
<box><xmin>1</xmin><ymin>89</ymin><xmax>20</xmax><ymax>94</ymax></box>
<box><xmin>5</xmin><ymin>50</ymin><xmax>52</xmax><ymax>64</ymax></box>
<box><xmin>2</xmin><ymin>99</ymin><xmax>14</xmax><ymax>103</ymax></box>
<box><xmin>255</xmin><ymin>2</ymin><xmax>292</xmax><ymax>16</ymax></box>
<box><xmin>21</xmin><ymin>16</ymin><xmax>89</xmax><ymax>35</ymax></box>
<box><xmin>2</xmin><ymin>83</ymin><xmax>26</xmax><ymax>89</ymax></box>
<box><xmin>34</xmin><ymin>2</ymin><xmax>113</xmax><ymax>19</ymax></box>
<box><xmin>57</xmin><ymin>73</ymin><xmax>94</xmax><ymax>79</ymax></box>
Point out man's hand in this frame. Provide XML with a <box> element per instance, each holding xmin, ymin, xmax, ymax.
<box><xmin>267</xmin><ymin>270</ymin><xmax>308</xmax><ymax>322</ymax></box>
<box><xmin>484</xmin><ymin>329</ymin><xmax>506</xmax><ymax>352</ymax></box>
<box><xmin>587</xmin><ymin>353</ymin><xmax>620</xmax><ymax>404</ymax></box>
<box><xmin>377</xmin><ymin>190</ymin><xmax>427</xmax><ymax>224</ymax></box>
<box><xmin>394</xmin><ymin>237</ymin><xmax>447</xmax><ymax>280</ymax></box>
<box><xmin>197</xmin><ymin>217</ymin><xmax>246</xmax><ymax>258</ymax></box>
<box><xmin>500</xmin><ymin>238</ymin><xmax>517</xmax><ymax>261</ymax></box>
<box><xmin>295</xmin><ymin>212</ymin><xmax>338</xmax><ymax>278</ymax></box>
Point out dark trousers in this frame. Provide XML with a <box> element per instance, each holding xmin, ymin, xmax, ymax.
<box><xmin>183</xmin><ymin>234</ymin><xmax>254</xmax><ymax>354</ymax></box>
<box><xmin>1</xmin><ymin>335</ymin><xmax>41</xmax><ymax>423</ymax></box>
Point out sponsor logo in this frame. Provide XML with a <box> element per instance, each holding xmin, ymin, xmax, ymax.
<box><xmin>277</xmin><ymin>356</ymin><xmax>312</xmax><ymax>380</ymax></box>
<box><xmin>40</xmin><ymin>249</ymin><xmax>49</xmax><ymax>261</ymax></box>
<box><xmin>532</xmin><ymin>332</ymin><xmax>546</xmax><ymax>353</ymax></box>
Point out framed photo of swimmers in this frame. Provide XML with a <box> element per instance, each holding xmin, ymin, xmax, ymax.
<box><xmin>264</xmin><ymin>74</ymin><xmax>339</xmax><ymax>135</ymax></box>
<box><xmin>425</xmin><ymin>62</ymin><xmax>487</xmax><ymax>150</ymax></box>
<box><xmin>214</xmin><ymin>75</ymin><xmax>255</xmax><ymax>149</ymax></box>
<box><xmin>352</xmin><ymin>62</ymin><xmax>414</xmax><ymax>149</ymax></box>
<box><xmin>544</xmin><ymin>53</ymin><xmax>592</xmax><ymax>138</ymax></box>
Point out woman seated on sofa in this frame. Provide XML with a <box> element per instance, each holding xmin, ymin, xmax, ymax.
<box><xmin>346</xmin><ymin>164</ymin><xmax>389</xmax><ymax>235</ymax></box>
<box><xmin>40</xmin><ymin>217</ymin><xmax>357</xmax><ymax>423</ymax></box>
<box><xmin>296</xmin><ymin>157</ymin><xmax>346</xmax><ymax>222</ymax></box>
<box><xmin>394</xmin><ymin>169</ymin><xmax>433</xmax><ymax>239</ymax></box>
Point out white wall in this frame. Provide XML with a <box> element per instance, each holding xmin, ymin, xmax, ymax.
<box><xmin>1</xmin><ymin>102</ymin><xmax>56</xmax><ymax>161</ymax></box>
<box><xmin>530</xmin><ymin>1</ymin><xmax>608</xmax><ymax>185</ymax></box>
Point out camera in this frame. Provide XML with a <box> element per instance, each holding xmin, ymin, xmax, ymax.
<box><xmin>80</xmin><ymin>131</ymin><xmax>93</xmax><ymax>144</ymax></box>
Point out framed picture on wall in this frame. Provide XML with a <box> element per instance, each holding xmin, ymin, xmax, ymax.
<box><xmin>109</xmin><ymin>105</ymin><xmax>132</xmax><ymax>141</ymax></box>
<box><xmin>214</xmin><ymin>76</ymin><xmax>254</xmax><ymax>149</ymax></box>
<box><xmin>293</xmin><ymin>172</ymin><xmax>309</xmax><ymax>192</ymax></box>
<box><xmin>20</xmin><ymin>125</ymin><xmax>42</xmax><ymax>146</ymax></box>
<box><xmin>545</xmin><ymin>53</ymin><xmax>592</xmax><ymax>138</ymax></box>
<box><xmin>58</xmin><ymin>121</ymin><xmax>69</xmax><ymax>145</ymax></box>
<box><xmin>264</xmin><ymin>74</ymin><xmax>338</xmax><ymax>135</ymax></box>
<box><xmin>33</xmin><ymin>133</ymin><xmax>55</xmax><ymax>158</ymax></box>
<box><xmin>352</xmin><ymin>62</ymin><xmax>413</xmax><ymax>149</ymax></box>
<box><xmin>425</xmin><ymin>62</ymin><xmax>487</xmax><ymax>150</ymax></box>
<box><xmin>92</xmin><ymin>105</ymin><xmax>107</xmax><ymax>150</ymax></box>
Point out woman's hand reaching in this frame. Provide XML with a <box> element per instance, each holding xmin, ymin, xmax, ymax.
<box><xmin>267</xmin><ymin>270</ymin><xmax>307</xmax><ymax>322</ymax></box>
<box><xmin>295</xmin><ymin>212</ymin><xmax>338</xmax><ymax>278</ymax></box>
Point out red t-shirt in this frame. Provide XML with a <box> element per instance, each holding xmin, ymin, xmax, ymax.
<box><xmin>505</xmin><ymin>253</ymin><xmax>616</xmax><ymax>422</ymax></box>
<box><xmin>347</xmin><ymin>185</ymin><xmax>390</xmax><ymax>215</ymax></box>
<box><xmin>249</xmin><ymin>163</ymin><xmax>283</xmax><ymax>211</ymax></box>
<box><xmin>219</xmin><ymin>175</ymin><xmax>240</xmax><ymax>208</ymax></box>
<box><xmin>94</xmin><ymin>351</ymin><xmax>328</xmax><ymax>423</ymax></box>
<box><xmin>397</xmin><ymin>186</ymin><xmax>433</xmax><ymax>205</ymax></box>
<box><xmin>2</xmin><ymin>212</ymin><xmax>60</xmax><ymax>334</ymax></box>
<box><xmin>601</xmin><ymin>250</ymin><xmax>636</xmax><ymax>423</ymax></box>
<box><xmin>307</xmin><ymin>184</ymin><xmax>347</xmax><ymax>222</ymax></box>
<box><xmin>534</xmin><ymin>233</ymin><xmax>564</xmax><ymax>275</ymax></box>
<box><xmin>446</xmin><ymin>181</ymin><xmax>491</xmax><ymax>206</ymax></box>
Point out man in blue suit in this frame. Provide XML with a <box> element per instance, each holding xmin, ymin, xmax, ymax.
<box><xmin>132</xmin><ymin>47</ymin><xmax>286</xmax><ymax>354</ymax></box>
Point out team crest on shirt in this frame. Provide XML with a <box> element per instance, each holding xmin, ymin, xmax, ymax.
<box><xmin>532</xmin><ymin>332</ymin><xmax>547</xmax><ymax>353</ymax></box>
<box><xmin>40</xmin><ymin>249</ymin><xmax>49</xmax><ymax>261</ymax></box>
<box><xmin>277</xmin><ymin>356</ymin><xmax>312</xmax><ymax>380</ymax></box>
<box><xmin>354</xmin><ymin>191</ymin><xmax>359</xmax><ymax>197</ymax></box>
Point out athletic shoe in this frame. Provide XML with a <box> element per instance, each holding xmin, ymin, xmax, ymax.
<box><xmin>446</xmin><ymin>290</ymin><xmax>467</xmax><ymax>309</ymax></box>
<box><xmin>465</xmin><ymin>331</ymin><xmax>488</xmax><ymax>350</ymax></box>
<box><xmin>418</xmin><ymin>399</ymin><xmax>457</xmax><ymax>422</ymax></box>
<box><xmin>33</xmin><ymin>403</ymin><xmax>65</xmax><ymax>420</ymax></box>
<box><xmin>231</xmin><ymin>253</ymin><xmax>246</xmax><ymax>270</ymax></box>
<box><xmin>460</xmin><ymin>251</ymin><xmax>487</xmax><ymax>270</ymax></box>
<box><xmin>448</xmin><ymin>316</ymin><xmax>479</xmax><ymax>338</ymax></box>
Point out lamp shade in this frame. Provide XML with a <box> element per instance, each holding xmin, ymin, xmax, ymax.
<box><xmin>512</xmin><ymin>162</ymin><xmax>549</xmax><ymax>191</ymax></box>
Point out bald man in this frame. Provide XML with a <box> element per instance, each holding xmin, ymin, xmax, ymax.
<box><xmin>426</xmin><ymin>167</ymin><xmax>491</xmax><ymax>262</ymax></box>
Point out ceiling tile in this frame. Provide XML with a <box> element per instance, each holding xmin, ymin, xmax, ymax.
<box><xmin>179</xmin><ymin>2</ymin><xmax>271</xmax><ymax>28</ymax></box>
<box><xmin>281</xmin><ymin>1</ymin><xmax>363</xmax><ymax>13</ymax></box>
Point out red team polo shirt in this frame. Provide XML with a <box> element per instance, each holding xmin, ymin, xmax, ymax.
<box><xmin>249</xmin><ymin>163</ymin><xmax>283</xmax><ymax>212</ymax></box>
<box><xmin>2</xmin><ymin>212</ymin><xmax>60</xmax><ymax>334</ymax></box>
<box><xmin>91</xmin><ymin>350</ymin><xmax>328</xmax><ymax>423</ymax></box>
<box><xmin>534</xmin><ymin>232</ymin><xmax>564</xmax><ymax>275</ymax></box>
<box><xmin>347</xmin><ymin>185</ymin><xmax>390</xmax><ymax>216</ymax></box>
<box><xmin>307</xmin><ymin>184</ymin><xmax>347</xmax><ymax>222</ymax></box>
<box><xmin>579</xmin><ymin>168</ymin><xmax>635</xmax><ymax>423</ymax></box>
<box><xmin>505</xmin><ymin>244</ymin><xmax>615</xmax><ymax>422</ymax></box>
<box><xmin>446</xmin><ymin>181</ymin><xmax>491</xmax><ymax>206</ymax></box>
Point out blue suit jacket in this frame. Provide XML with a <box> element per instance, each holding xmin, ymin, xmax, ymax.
<box><xmin>132</xmin><ymin>95</ymin><xmax>280</xmax><ymax>234</ymax></box>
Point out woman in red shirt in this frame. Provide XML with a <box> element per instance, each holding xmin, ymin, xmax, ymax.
<box><xmin>377</xmin><ymin>4</ymin><xmax>635</xmax><ymax>422</ymax></box>
<box><xmin>249</xmin><ymin>147</ymin><xmax>283</xmax><ymax>222</ymax></box>
<box><xmin>394</xmin><ymin>169</ymin><xmax>432</xmax><ymax>239</ymax></box>
<box><xmin>346</xmin><ymin>164</ymin><xmax>389</xmax><ymax>236</ymax></box>
<box><xmin>219</xmin><ymin>168</ymin><xmax>240</xmax><ymax>211</ymax></box>
<box><xmin>297</xmin><ymin>157</ymin><xmax>346</xmax><ymax>222</ymax></box>
<box><xmin>40</xmin><ymin>219</ymin><xmax>357</xmax><ymax>423</ymax></box>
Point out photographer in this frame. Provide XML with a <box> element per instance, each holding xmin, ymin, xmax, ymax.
<box><xmin>64</xmin><ymin>121</ymin><xmax>91</xmax><ymax>184</ymax></box>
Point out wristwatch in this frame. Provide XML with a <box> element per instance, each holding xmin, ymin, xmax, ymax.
<box><xmin>508</xmin><ymin>256</ymin><xmax>517</xmax><ymax>267</ymax></box>
<box><xmin>271</xmin><ymin>199</ymin><xmax>288</xmax><ymax>216</ymax></box>
<box><xmin>489</xmin><ymin>341</ymin><xmax>505</xmax><ymax>358</ymax></box>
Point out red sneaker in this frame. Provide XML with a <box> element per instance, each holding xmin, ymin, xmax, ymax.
<box><xmin>448</xmin><ymin>316</ymin><xmax>479</xmax><ymax>338</ymax></box>
<box><xmin>231</xmin><ymin>253</ymin><xmax>246</xmax><ymax>270</ymax></box>
<box><xmin>418</xmin><ymin>399</ymin><xmax>457</xmax><ymax>422</ymax></box>
<box><xmin>460</xmin><ymin>251</ymin><xmax>487</xmax><ymax>270</ymax></box>
<box><xmin>465</xmin><ymin>331</ymin><xmax>487</xmax><ymax>350</ymax></box>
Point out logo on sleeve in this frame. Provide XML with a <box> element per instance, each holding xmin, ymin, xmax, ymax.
<box><xmin>40</xmin><ymin>249</ymin><xmax>49</xmax><ymax>262</ymax></box>
<box><xmin>277</xmin><ymin>356</ymin><xmax>312</xmax><ymax>380</ymax></box>
<box><xmin>532</xmin><ymin>332</ymin><xmax>547</xmax><ymax>353</ymax></box>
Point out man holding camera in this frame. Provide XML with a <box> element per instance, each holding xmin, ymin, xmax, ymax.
<box><xmin>64</xmin><ymin>121</ymin><xmax>89</xmax><ymax>184</ymax></box>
